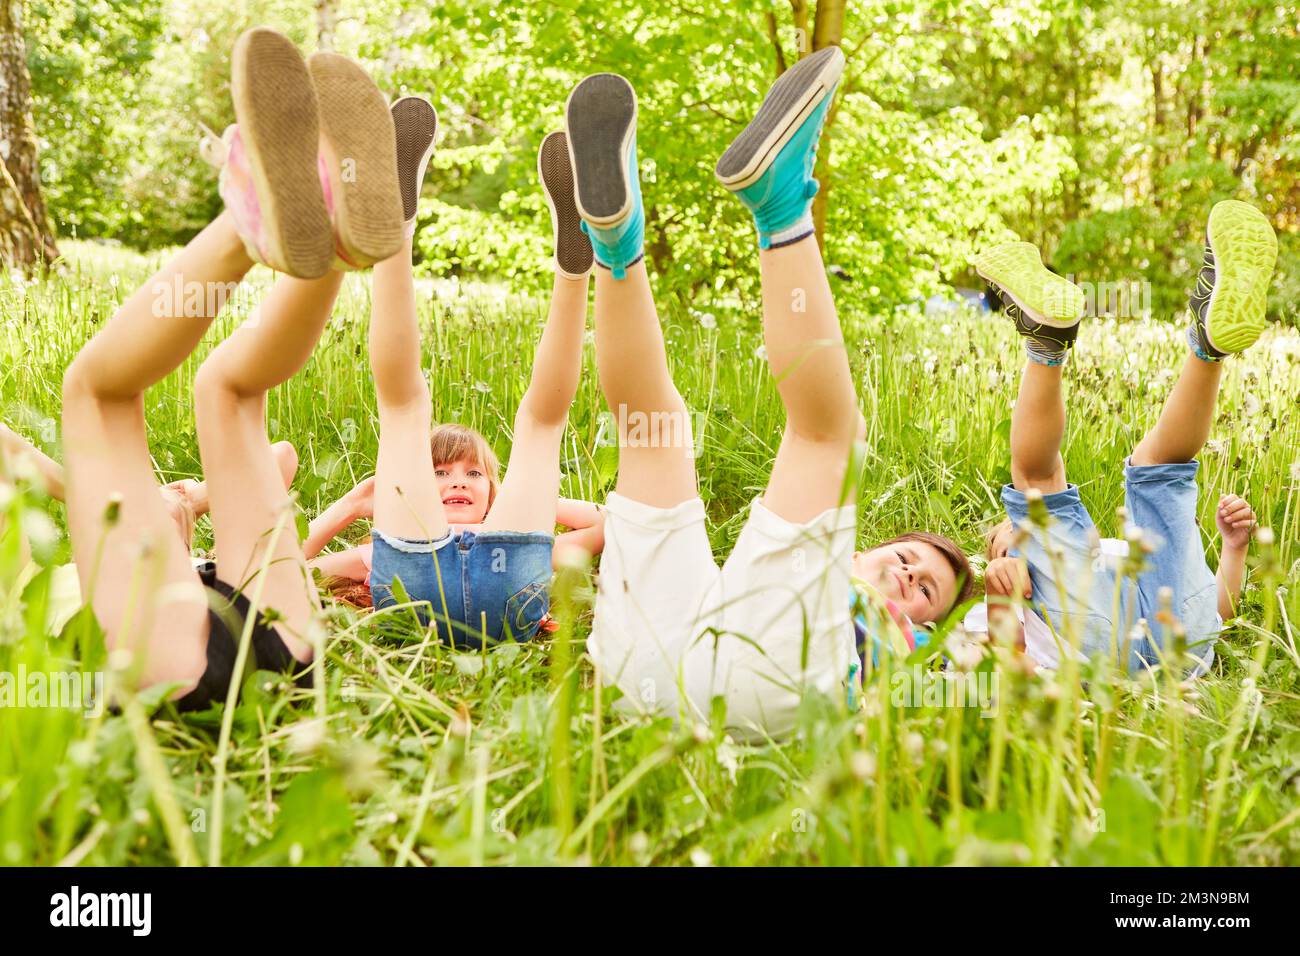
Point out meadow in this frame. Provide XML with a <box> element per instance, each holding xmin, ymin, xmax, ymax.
<box><xmin>1</xmin><ymin>239</ymin><xmax>1298</xmax><ymax>866</ymax></box>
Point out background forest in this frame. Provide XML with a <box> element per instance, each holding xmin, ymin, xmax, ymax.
<box><xmin>26</xmin><ymin>0</ymin><xmax>1300</xmax><ymax>321</ymax></box>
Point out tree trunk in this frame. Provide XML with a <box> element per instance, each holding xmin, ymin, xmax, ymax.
<box><xmin>315</xmin><ymin>0</ymin><xmax>338</xmax><ymax>51</ymax></box>
<box><xmin>809</xmin><ymin>0</ymin><xmax>846</xmax><ymax>250</ymax></box>
<box><xmin>0</xmin><ymin>0</ymin><xmax>57</xmax><ymax>274</ymax></box>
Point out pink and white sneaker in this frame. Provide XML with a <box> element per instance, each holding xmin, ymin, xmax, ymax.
<box><xmin>308</xmin><ymin>52</ymin><xmax>404</xmax><ymax>269</ymax></box>
<box><xmin>210</xmin><ymin>28</ymin><xmax>334</xmax><ymax>278</ymax></box>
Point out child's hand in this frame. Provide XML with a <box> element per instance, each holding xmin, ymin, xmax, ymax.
<box><xmin>345</xmin><ymin>475</ymin><xmax>377</xmax><ymax>520</ymax></box>
<box><xmin>985</xmin><ymin>556</ymin><xmax>1031</xmax><ymax>599</ymax></box>
<box><xmin>1216</xmin><ymin>493</ymin><xmax>1255</xmax><ymax>550</ymax></box>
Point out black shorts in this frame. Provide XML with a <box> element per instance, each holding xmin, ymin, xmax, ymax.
<box><xmin>174</xmin><ymin>562</ymin><xmax>313</xmax><ymax>712</ymax></box>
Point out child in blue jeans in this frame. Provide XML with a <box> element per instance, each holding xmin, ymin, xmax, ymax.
<box><xmin>973</xmin><ymin>200</ymin><xmax>1275</xmax><ymax>674</ymax></box>
<box><xmin>366</xmin><ymin>110</ymin><xmax>599</xmax><ymax>648</ymax></box>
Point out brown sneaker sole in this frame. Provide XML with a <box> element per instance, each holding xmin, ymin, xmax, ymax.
<box><xmin>308</xmin><ymin>52</ymin><xmax>404</xmax><ymax>268</ymax></box>
<box><xmin>230</xmin><ymin>28</ymin><xmax>333</xmax><ymax>278</ymax></box>
<box><xmin>538</xmin><ymin>131</ymin><xmax>593</xmax><ymax>278</ymax></box>
<box><xmin>391</xmin><ymin>96</ymin><xmax>437</xmax><ymax>224</ymax></box>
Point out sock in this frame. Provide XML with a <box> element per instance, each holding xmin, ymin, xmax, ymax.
<box><xmin>1187</xmin><ymin>324</ymin><xmax>1223</xmax><ymax>363</ymax></box>
<box><xmin>580</xmin><ymin>200</ymin><xmax>644</xmax><ymax>280</ymax></box>
<box><xmin>1026</xmin><ymin>339</ymin><xmax>1067</xmax><ymax>366</ymax></box>
<box><xmin>763</xmin><ymin>210</ymin><xmax>815</xmax><ymax>250</ymax></box>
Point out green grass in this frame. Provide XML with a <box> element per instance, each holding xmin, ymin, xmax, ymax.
<box><xmin>1</xmin><ymin>239</ymin><xmax>1298</xmax><ymax>866</ymax></box>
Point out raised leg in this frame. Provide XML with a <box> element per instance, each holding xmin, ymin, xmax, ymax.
<box><xmin>594</xmin><ymin>262</ymin><xmax>698</xmax><ymax>508</ymax></box>
<box><xmin>482</xmin><ymin>271</ymin><xmax>589</xmax><ymax>532</ymax></box>
<box><xmin>193</xmin><ymin>269</ymin><xmax>343</xmax><ymax>661</ymax></box>
<box><xmin>61</xmin><ymin>213</ymin><xmax>253</xmax><ymax>690</ymax></box>
<box><xmin>368</xmin><ymin>236</ymin><xmax>447</xmax><ymax>540</ymax></box>
<box><xmin>758</xmin><ymin>235</ymin><xmax>862</xmax><ymax>523</ymax></box>
<box><xmin>1011</xmin><ymin>360</ymin><xmax>1069</xmax><ymax>493</ymax></box>
<box><xmin>1130</xmin><ymin>354</ymin><xmax>1223</xmax><ymax>466</ymax></box>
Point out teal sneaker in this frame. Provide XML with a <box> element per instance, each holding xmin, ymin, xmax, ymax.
<box><xmin>715</xmin><ymin>45</ymin><xmax>845</xmax><ymax>249</ymax></box>
<box><xmin>564</xmin><ymin>73</ymin><xmax>644</xmax><ymax>279</ymax></box>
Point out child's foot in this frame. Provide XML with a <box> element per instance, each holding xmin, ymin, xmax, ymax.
<box><xmin>715</xmin><ymin>46</ymin><xmax>844</xmax><ymax>249</ymax></box>
<box><xmin>1188</xmin><ymin>200</ymin><xmax>1277</xmax><ymax>359</ymax></box>
<box><xmin>538</xmin><ymin>131</ymin><xmax>593</xmax><ymax>279</ymax></box>
<box><xmin>564</xmin><ymin>74</ymin><xmax>643</xmax><ymax>279</ymax></box>
<box><xmin>307</xmin><ymin>52</ymin><xmax>404</xmax><ymax>269</ymax></box>
<box><xmin>222</xmin><ymin>27</ymin><xmax>333</xmax><ymax>278</ymax></box>
<box><xmin>975</xmin><ymin>242</ymin><xmax>1087</xmax><ymax>363</ymax></box>
<box><xmin>390</xmin><ymin>96</ymin><xmax>438</xmax><ymax>237</ymax></box>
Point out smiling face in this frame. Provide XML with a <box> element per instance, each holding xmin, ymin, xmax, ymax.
<box><xmin>852</xmin><ymin>538</ymin><xmax>960</xmax><ymax>625</ymax></box>
<box><xmin>435</xmin><ymin>458</ymin><xmax>492</xmax><ymax>525</ymax></box>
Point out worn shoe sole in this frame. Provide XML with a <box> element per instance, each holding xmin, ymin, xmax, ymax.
<box><xmin>538</xmin><ymin>131</ymin><xmax>593</xmax><ymax>278</ymax></box>
<box><xmin>1202</xmin><ymin>200</ymin><xmax>1276</xmax><ymax>354</ymax></box>
<box><xmin>975</xmin><ymin>242</ymin><xmax>1086</xmax><ymax>327</ymax></box>
<box><xmin>391</xmin><ymin>96</ymin><xmax>437</xmax><ymax>224</ymax></box>
<box><xmin>715</xmin><ymin>46</ymin><xmax>845</xmax><ymax>190</ymax></box>
<box><xmin>230</xmin><ymin>28</ymin><xmax>333</xmax><ymax>278</ymax></box>
<box><xmin>308</xmin><ymin>52</ymin><xmax>404</xmax><ymax>268</ymax></box>
<box><xmin>565</xmin><ymin>73</ymin><xmax>637</xmax><ymax>227</ymax></box>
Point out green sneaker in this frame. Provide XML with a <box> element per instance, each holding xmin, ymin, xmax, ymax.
<box><xmin>975</xmin><ymin>242</ymin><xmax>1087</xmax><ymax>353</ymax></box>
<box><xmin>1188</xmin><ymin>200</ymin><xmax>1277</xmax><ymax>357</ymax></box>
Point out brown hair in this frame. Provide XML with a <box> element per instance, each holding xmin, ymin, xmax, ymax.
<box><xmin>873</xmin><ymin>530</ymin><xmax>977</xmax><ymax>617</ymax></box>
<box><xmin>320</xmin><ymin>423</ymin><xmax>501</xmax><ymax>609</ymax></box>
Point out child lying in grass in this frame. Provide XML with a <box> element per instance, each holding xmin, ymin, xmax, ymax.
<box><xmin>972</xmin><ymin>490</ymin><xmax>1256</xmax><ymax>670</ymax></box>
<box><xmin>569</xmin><ymin>51</ymin><xmax>973</xmax><ymax>739</ymax></box>
<box><xmin>323</xmin><ymin>109</ymin><xmax>604</xmax><ymax>646</ymax></box>
<box><xmin>60</xmin><ymin>27</ymin><xmax>405</xmax><ymax>709</ymax></box>
<box><xmin>964</xmin><ymin>199</ymin><xmax>1275</xmax><ymax>675</ymax></box>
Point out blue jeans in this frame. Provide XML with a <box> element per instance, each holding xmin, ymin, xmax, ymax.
<box><xmin>1002</xmin><ymin>459</ymin><xmax>1219</xmax><ymax>675</ymax></box>
<box><xmin>370</xmin><ymin>528</ymin><xmax>554</xmax><ymax>648</ymax></box>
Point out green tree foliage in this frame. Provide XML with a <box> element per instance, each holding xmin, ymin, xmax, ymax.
<box><xmin>26</xmin><ymin>0</ymin><xmax>1300</xmax><ymax>320</ymax></box>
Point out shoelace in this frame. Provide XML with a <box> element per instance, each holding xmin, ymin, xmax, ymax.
<box><xmin>196</xmin><ymin>121</ymin><xmax>229</xmax><ymax>171</ymax></box>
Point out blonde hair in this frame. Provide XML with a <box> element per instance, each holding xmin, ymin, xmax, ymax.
<box><xmin>429</xmin><ymin>422</ymin><xmax>500</xmax><ymax>511</ymax></box>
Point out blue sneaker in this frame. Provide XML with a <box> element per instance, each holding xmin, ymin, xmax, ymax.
<box><xmin>716</xmin><ymin>46</ymin><xmax>845</xmax><ymax>249</ymax></box>
<box><xmin>564</xmin><ymin>73</ymin><xmax>644</xmax><ymax>279</ymax></box>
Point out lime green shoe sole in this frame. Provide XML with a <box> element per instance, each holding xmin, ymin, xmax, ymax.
<box><xmin>975</xmin><ymin>242</ymin><xmax>1086</xmax><ymax>327</ymax></box>
<box><xmin>1201</xmin><ymin>200</ymin><xmax>1277</xmax><ymax>354</ymax></box>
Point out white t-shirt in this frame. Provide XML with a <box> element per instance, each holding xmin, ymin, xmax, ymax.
<box><xmin>961</xmin><ymin>537</ymin><xmax>1130</xmax><ymax>669</ymax></box>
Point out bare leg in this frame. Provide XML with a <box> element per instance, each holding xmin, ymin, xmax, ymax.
<box><xmin>483</xmin><ymin>271</ymin><xmax>588</xmax><ymax>532</ymax></box>
<box><xmin>594</xmin><ymin>261</ymin><xmax>697</xmax><ymax>508</ymax></box>
<box><xmin>368</xmin><ymin>236</ymin><xmax>446</xmax><ymax>540</ymax></box>
<box><xmin>61</xmin><ymin>213</ymin><xmax>253</xmax><ymax>690</ymax></box>
<box><xmin>1011</xmin><ymin>360</ymin><xmax>1068</xmax><ymax>493</ymax></box>
<box><xmin>1131</xmin><ymin>354</ymin><xmax>1223</xmax><ymax>466</ymax></box>
<box><xmin>194</xmin><ymin>271</ymin><xmax>343</xmax><ymax>661</ymax></box>
<box><xmin>758</xmin><ymin>236</ymin><xmax>862</xmax><ymax>523</ymax></box>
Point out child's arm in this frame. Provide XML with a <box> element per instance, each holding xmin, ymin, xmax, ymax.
<box><xmin>552</xmin><ymin>498</ymin><xmax>606</xmax><ymax>567</ymax></box>
<box><xmin>309</xmin><ymin>543</ymin><xmax>371</xmax><ymax>583</ymax></box>
<box><xmin>1215</xmin><ymin>493</ymin><xmax>1255</xmax><ymax>619</ymax></box>
<box><xmin>0</xmin><ymin>422</ymin><xmax>65</xmax><ymax>500</ymax></box>
<box><xmin>985</xmin><ymin>556</ymin><xmax>1031</xmax><ymax>651</ymax></box>
<box><xmin>303</xmin><ymin>476</ymin><xmax>374</xmax><ymax>560</ymax></box>
<box><xmin>555</xmin><ymin>498</ymin><xmax>600</xmax><ymax>530</ymax></box>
